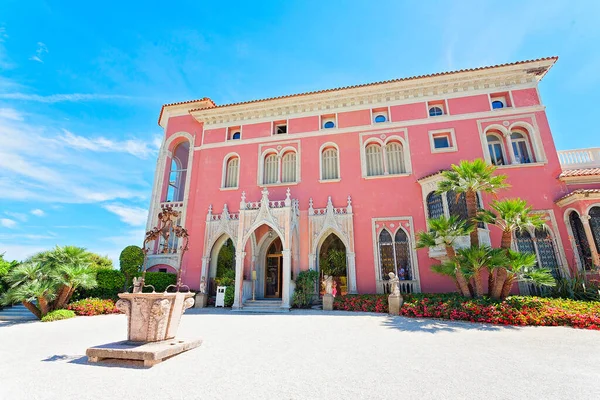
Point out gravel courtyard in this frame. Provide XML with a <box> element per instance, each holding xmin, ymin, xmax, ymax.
<box><xmin>1</xmin><ymin>309</ymin><xmax>599</xmax><ymax>400</ymax></box>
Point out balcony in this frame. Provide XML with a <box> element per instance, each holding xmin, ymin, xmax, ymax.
<box><xmin>558</xmin><ymin>148</ymin><xmax>600</xmax><ymax>170</ymax></box>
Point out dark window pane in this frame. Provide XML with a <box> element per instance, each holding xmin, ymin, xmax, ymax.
<box><xmin>492</xmin><ymin>100</ymin><xmax>504</xmax><ymax>109</ymax></box>
<box><xmin>447</xmin><ymin>190</ymin><xmax>468</xmax><ymax>221</ymax></box>
<box><xmin>535</xmin><ymin>228</ymin><xmax>560</xmax><ymax>278</ymax></box>
<box><xmin>374</xmin><ymin>115</ymin><xmax>387</xmax><ymax>123</ymax></box>
<box><xmin>433</xmin><ymin>136</ymin><xmax>450</xmax><ymax>149</ymax></box>
<box><xmin>569</xmin><ymin>211</ymin><xmax>592</xmax><ymax>270</ymax></box>
<box><xmin>426</xmin><ymin>192</ymin><xmax>444</xmax><ymax>219</ymax></box>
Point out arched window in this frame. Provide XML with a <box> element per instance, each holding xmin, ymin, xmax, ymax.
<box><xmin>263</xmin><ymin>153</ymin><xmax>278</xmax><ymax>184</ymax></box>
<box><xmin>323</xmin><ymin>121</ymin><xmax>335</xmax><ymax>129</ymax></box>
<box><xmin>446</xmin><ymin>190</ymin><xmax>468</xmax><ymax>221</ymax></box>
<box><xmin>535</xmin><ymin>228</ymin><xmax>560</xmax><ymax>278</ymax></box>
<box><xmin>590</xmin><ymin>207</ymin><xmax>600</xmax><ymax>255</ymax></box>
<box><xmin>394</xmin><ymin>229</ymin><xmax>413</xmax><ymax>281</ymax></box>
<box><xmin>378</xmin><ymin>230</ymin><xmax>395</xmax><ymax>277</ymax></box>
<box><xmin>515</xmin><ymin>230</ymin><xmax>536</xmax><ymax>256</ymax></box>
<box><xmin>281</xmin><ymin>152</ymin><xmax>297</xmax><ymax>183</ymax></box>
<box><xmin>166</xmin><ymin>141</ymin><xmax>190</xmax><ymax>202</ymax></box>
<box><xmin>365</xmin><ymin>143</ymin><xmax>384</xmax><ymax>176</ymax></box>
<box><xmin>385</xmin><ymin>142</ymin><xmax>405</xmax><ymax>174</ymax></box>
<box><xmin>426</xmin><ymin>192</ymin><xmax>444</xmax><ymax>220</ymax></box>
<box><xmin>491</xmin><ymin>100</ymin><xmax>504</xmax><ymax>109</ymax></box>
<box><xmin>232</xmin><ymin>132</ymin><xmax>241</xmax><ymax>140</ymax></box>
<box><xmin>224</xmin><ymin>157</ymin><xmax>239</xmax><ymax>188</ymax></box>
<box><xmin>569</xmin><ymin>211</ymin><xmax>592</xmax><ymax>270</ymax></box>
<box><xmin>511</xmin><ymin>131</ymin><xmax>533</xmax><ymax>164</ymax></box>
<box><xmin>321</xmin><ymin>147</ymin><xmax>339</xmax><ymax>180</ymax></box>
<box><xmin>486</xmin><ymin>134</ymin><xmax>506</xmax><ymax>166</ymax></box>
<box><xmin>429</xmin><ymin>106</ymin><xmax>443</xmax><ymax>117</ymax></box>
<box><xmin>374</xmin><ymin>114</ymin><xmax>387</xmax><ymax>123</ymax></box>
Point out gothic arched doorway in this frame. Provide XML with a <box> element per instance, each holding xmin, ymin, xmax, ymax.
<box><xmin>265</xmin><ymin>237</ymin><xmax>283</xmax><ymax>298</ymax></box>
<box><xmin>318</xmin><ymin>233</ymin><xmax>347</xmax><ymax>296</ymax></box>
<box><xmin>209</xmin><ymin>237</ymin><xmax>236</xmax><ymax>296</ymax></box>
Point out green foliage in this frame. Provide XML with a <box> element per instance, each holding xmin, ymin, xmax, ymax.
<box><xmin>319</xmin><ymin>249</ymin><xmax>347</xmax><ymax>277</ymax></box>
<box><xmin>0</xmin><ymin>253</ymin><xmax>19</xmax><ymax>297</ymax></box>
<box><xmin>41</xmin><ymin>309</ymin><xmax>75</xmax><ymax>322</ymax></box>
<box><xmin>550</xmin><ymin>273</ymin><xmax>600</xmax><ymax>301</ymax></box>
<box><xmin>224</xmin><ymin>286</ymin><xmax>234</xmax><ymax>307</ymax></box>
<box><xmin>216</xmin><ymin>239</ymin><xmax>235</xmax><ymax>279</ymax></box>
<box><xmin>437</xmin><ymin>158</ymin><xmax>509</xmax><ymax>196</ymax></box>
<box><xmin>215</xmin><ymin>276</ymin><xmax>234</xmax><ymax>287</ymax></box>
<box><xmin>87</xmin><ymin>253</ymin><xmax>114</xmax><ymax>271</ymax></box>
<box><xmin>416</xmin><ymin>215</ymin><xmax>473</xmax><ymax>249</ymax></box>
<box><xmin>74</xmin><ymin>269</ymin><xmax>126</xmax><ymax>300</ymax></box>
<box><xmin>142</xmin><ymin>272</ymin><xmax>177</xmax><ymax>292</ymax></box>
<box><xmin>119</xmin><ymin>245</ymin><xmax>144</xmax><ymax>279</ymax></box>
<box><xmin>292</xmin><ymin>270</ymin><xmax>319</xmax><ymax>308</ymax></box>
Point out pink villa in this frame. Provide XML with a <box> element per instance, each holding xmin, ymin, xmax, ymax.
<box><xmin>145</xmin><ymin>57</ymin><xmax>600</xmax><ymax>309</ymax></box>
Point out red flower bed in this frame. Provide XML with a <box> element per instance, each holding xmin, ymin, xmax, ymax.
<box><xmin>67</xmin><ymin>298</ymin><xmax>121</xmax><ymax>316</ymax></box>
<box><xmin>333</xmin><ymin>293</ymin><xmax>600</xmax><ymax>330</ymax></box>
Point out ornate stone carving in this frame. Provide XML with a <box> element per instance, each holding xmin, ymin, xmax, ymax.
<box><xmin>115</xmin><ymin>299</ymin><xmax>130</xmax><ymax>316</ymax></box>
<box><xmin>199</xmin><ymin>276</ymin><xmax>207</xmax><ymax>294</ymax></box>
<box><xmin>322</xmin><ymin>275</ymin><xmax>333</xmax><ymax>295</ymax></box>
<box><xmin>388</xmin><ymin>272</ymin><xmax>401</xmax><ymax>296</ymax></box>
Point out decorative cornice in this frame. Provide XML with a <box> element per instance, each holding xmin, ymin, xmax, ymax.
<box><xmin>556</xmin><ymin>189</ymin><xmax>600</xmax><ymax>207</ymax></box>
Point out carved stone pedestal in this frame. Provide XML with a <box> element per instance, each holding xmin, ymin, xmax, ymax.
<box><xmin>388</xmin><ymin>294</ymin><xmax>404</xmax><ymax>316</ymax></box>
<box><xmin>116</xmin><ymin>292</ymin><xmax>195</xmax><ymax>343</ymax></box>
<box><xmin>323</xmin><ymin>294</ymin><xmax>334</xmax><ymax>311</ymax></box>
<box><xmin>194</xmin><ymin>293</ymin><xmax>208</xmax><ymax>308</ymax></box>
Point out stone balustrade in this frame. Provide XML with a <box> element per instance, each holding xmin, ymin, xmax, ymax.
<box><xmin>558</xmin><ymin>148</ymin><xmax>600</xmax><ymax>170</ymax></box>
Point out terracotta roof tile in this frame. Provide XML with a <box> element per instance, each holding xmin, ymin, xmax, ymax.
<box><xmin>159</xmin><ymin>56</ymin><xmax>558</xmax><ymax>125</ymax></box>
<box><xmin>556</xmin><ymin>189</ymin><xmax>600</xmax><ymax>203</ymax></box>
<box><xmin>417</xmin><ymin>170</ymin><xmax>448</xmax><ymax>181</ymax></box>
<box><xmin>559</xmin><ymin>168</ymin><xmax>600</xmax><ymax>178</ymax></box>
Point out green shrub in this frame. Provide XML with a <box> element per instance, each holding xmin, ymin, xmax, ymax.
<box><xmin>73</xmin><ymin>269</ymin><xmax>125</xmax><ymax>300</ymax></box>
<box><xmin>550</xmin><ymin>273</ymin><xmax>600</xmax><ymax>301</ymax></box>
<box><xmin>142</xmin><ymin>271</ymin><xmax>177</xmax><ymax>292</ymax></box>
<box><xmin>0</xmin><ymin>254</ymin><xmax>18</xmax><ymax>298</ymax></box>
<box><xmin>41</xmin><ymin>309</ymin><xmax>75</xmax><ymax>322</ymax></box>
<box><xmin>119</xmin><ymin>245</ymin><xmax>144</xmax><ymax>284</ymax></box>
<box><xmin>224</xmin><ymin>286</ymin><xmax>234</xmax><ymax>307</ymax></box>
<box><xmin>292</xmin><ymin>270</ymin><xmax>319</xmax><ymax>308</ymax></box>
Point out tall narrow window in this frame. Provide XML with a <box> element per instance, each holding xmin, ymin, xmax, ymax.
<box><xmin>166</xmin><ymin>141</ymin><xmax>190</xmax><ymax>202</ymax></box>
<box><xmin>321</xmin><ymin>147</ymin><xmax>339</xmax><ymax>180</ymax></box>
<box><xmin>263</xmin><ymin>153</ymin><xmax>278</xmax><ymax>184</ymax></box>
<box><xmin>394</xmin><ymin>229</ymin><xmax>413</xmax><ymax>281</ymax></box>
<box><xmin>569</xmin><ymin>211</ymin><xmax>592</xmax><ymax>270</ymax></box>
<box><xmin>426</xmin><ymin>192</ymin><xmax>444</xmax><ymax>220</ymax></box>
<box><xmin>224</xmin><ymin>157</ymin><xmax>239</xmax><ymax>188</ymax></box>
<box><xmin>365</xmin><ymin>144</ymin><xmax>384</xmax><ymax>176</ymax></box>
<box><xmin>446</xmin><ymin>190</ymin><xmax>468</xmax><ymax>221</ymax></box>
<box><xmin>535</xmin><ymin>228</ymin><xmax>560</xmax><ymax>278</ymax></box>
<box><xmin>386</xmin><ymin>142</ymin><xmax>405</xmax><ymax>174</ymax></box>
<box><xmin>511</xmin><ymin>132</ymin><xmax>533</xmax><ymax>164</ymax></box>
<box><xmin>486</xmin><ymin>134</ymin><xmax>506</xmax><ymax>166</ymax></box>
<box><xmin>589</xmin><ymin>207</ymin><xmax>600</xmax><ymax>253</ymax></box>
<box><xmin>378</xmin><ymin>230</ymin><xmax>395</xmax><ymax>277</ymax></box>
<box><xmin>281</xmin><ymin>152</ymin><xmax>297</xmax><ymax>183</ymax></box>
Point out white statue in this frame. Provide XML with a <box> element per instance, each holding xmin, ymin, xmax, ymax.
<box><xmin>388</xmin><ymin>272</ymin><xmax>401</xmax><ymax>297</ymax></box>
<box><xmin>199</xmin><ymin>276</ymin><xmax>207</xmax><ymax>294</ymax></box>
<box><xmin>322</xmin><ymin>275</ymin><xmax>333</xmax><ymax>295</ymax></box>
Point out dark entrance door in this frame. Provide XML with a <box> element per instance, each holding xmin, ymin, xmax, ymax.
<box><xmin>265</xmin><ymin>237</ymin><xmax>283</xmax><ymax>298</ymax></box>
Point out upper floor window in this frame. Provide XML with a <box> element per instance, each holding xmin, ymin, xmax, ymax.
<box><xmin>429</xmin><ymin>106</ymin><xmax>443</xmax><ymax>117</ymax></box>
<box><xmin>263</xmin><ymin>153</ymin><xmax>278</xmax><ymax>184</ymax></box>
<box><xmin>321</xmin><ymin>115</ymin><xmax>336</xmax><ymax>129</ymax></box>
<box><xmin>429</xmin><ymin>129</ymin><xmax>457</xmax><ymax>153</ymax></box>
<box><xmin>232</xmin><ymin>132</ymin><xmax>241</xmax><ymax>140</ymax></box>
<box><xmin>321</xmin><ymin>146</ymin><xmax>339</xmax><ymax>180</ymax></box>
<box><xmin>426</xmin><ymin>192</ymin><xmax>444</xmax><ymax>220</ymax></box>
<box><xmin>166</xmin><ymin>141</ymin><xmax>190</xmax><ymax>202</ymax></box>
<box><xmin>490</xmin><ymin>93</ymin><xmax>511</xmax><ymax>109</ymax></box>
<box><xmin>223</xmin><ymin>156</ymin><xmax>239</xmax><ymax>188</ymax></box>
<box><xmin>491</xmin><ymin>100</ymin><xmax>504</xmax><ymax>109</ymax></box>
<box><xmin>364</xmin><ymin>137</ymin><xmax>409</xmax><ymax>177</ymax></box>
<box><xmin>511</xmin><ymin>131</ymin><xmax>533</xmax><ymax>164</ymax></box>
<box><xmin>228</xmin><ymin>126</ymin><xmax>241</xmax><ymax>140</ymax></box>
<box><xmin>385</xmin><ymin>142</ymin><xmax>406</xmax><ymax>174</ymax></box>
<box><xmin>486</xmin><ymin>134</ymin><xmax>506</xmax><ymax>166</ymax></box>
<box><xmin>372</xmin><ymin>109</ymin><xmax>389</xmax><ymax>124</ymax></box>
<box><xmin>374</xmin><ymin>115</ymin><xmax>387</xmax><ymax>123</ymax></box>
<box><xmin>425</xmin><ymin>189</ymin><xmax>477</xmax><ymax>223</ymax></box>
<box><xmin>323</xmin><ymin>121</ymin><xmax>335</xmax><ymax>129</ymax></box>
<box><xmin>274</xmin><ymin>121</ymin><xmax>287</xmax><ymax>135</ymax></box>
<box><xmin>365</xmin><ymin>143</ymin><xmax>384</xmax><ymax>176</ymax></box>
<box><xmin>281</xmin><ymin>152</ymin><xmax>297</xmax><ymax>183</ymax></box>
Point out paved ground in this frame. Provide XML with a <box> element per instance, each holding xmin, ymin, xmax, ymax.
<box><xmin>1</xmin><ymin>309</ymin><xmax>599</xmax><ymax>400</ymax></box>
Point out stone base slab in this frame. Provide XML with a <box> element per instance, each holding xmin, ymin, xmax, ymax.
<box><xmin>194</xmin><ymin>293</ymin><xmax>208</xmax><ymax>308</ymax></box>
<box><xmin>86</xmin><ymin>338</ymin><xmax>202</xmax><ymax>367</ymax></box>
<box><xmin>388</xmin><ymin>295</ymin><xmax>404</xmax><ymax>316</ymax></box>
<box><xmin>323</xmin><ymin>294</ymin><xmax>334</xmax><ymax>311</ymax></box>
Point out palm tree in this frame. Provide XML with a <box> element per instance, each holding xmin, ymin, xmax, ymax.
<box><xmin>475</xmin><ymin>198</ymin><xmax>546</xmax><ymax>298</ymax></box>
<box><xmin>500</xmin><ymin>250</ymin><xmax>555</xmax><ymax>299</ymax></box>
<box><xmin>416</xmin><ymin>215</ymin><xmax>473</xmax><ymax>296</ymax></box>
<box><xmin>1</xmin><ymin>262</ymin><xmax>55</xmax><ymax>318</ymax></box>
<box><xmin>437</xmin><ymin>159</ymin><xmax>509</xmax><ymax>247</ymax></box>
<box><xmin>455</xmin><ymin>245</ymin><xmax>507</xmax><ymax>298</ymax></box>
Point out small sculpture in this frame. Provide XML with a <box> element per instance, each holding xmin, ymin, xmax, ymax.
<box><xmin>322</xmin><ymin>275</ymin><xmax>333</xmax><ymax>295</ymax></box>
<box><xmin>199</xmin><ymin>277</ymin><xmax>207</xmax><ymax>294</ymax></box>
<box><xmin>332</xmin><ymin>280</ymin><xmax>338</xmax><ymax>297</ymax></box>
<box><xmin>132</xmin><ymin>277</ymin><xmax>143</xmax><ymax>293</ymax></box>
<box><xmin>388</xmin><ymin>272</ymin><xmax>401</xmax><ymax>297</ymax></box>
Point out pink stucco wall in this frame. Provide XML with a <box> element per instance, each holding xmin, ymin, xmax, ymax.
<box><xmin>155</xmin><ymin>87</ymin><xmax>596</xmax><ymax>294</ymax></box>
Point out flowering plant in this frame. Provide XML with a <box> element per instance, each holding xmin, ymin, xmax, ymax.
<box><xmin>67</xmin><ymin>298</ymin><xmax>120</xmax><ymax>316</ymax></box>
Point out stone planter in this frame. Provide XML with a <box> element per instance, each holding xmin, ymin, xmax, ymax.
<box><xmin>388</xmin><ymin>294</ymin><xmax>404</xmax><ymax>316</ymax></box>
<box><xmin>116</xmin><ymin>292</ymin><xmax>195</xmax><ymax>343</ymax></box>
<box><xmin>194</xmin><ymin>293</ymin><xmax>208</xmax><ymax>308</ymax></box>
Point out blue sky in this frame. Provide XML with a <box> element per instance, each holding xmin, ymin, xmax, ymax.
<box><xmin>1</xmin><ymin>0</ymin><xmax>599</xmax><ymax>265</ymax></box>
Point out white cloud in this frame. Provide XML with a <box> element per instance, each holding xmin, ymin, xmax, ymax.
<box><xmin>0</xmin><ymin>108</ymin><xmax>23</xmax><ymax>121</ymax></box>
<box><xmin>0</xmin><ymin>93</ymin><xmax>132</xmax><ymax>103</ymax></box>
<box><xmin>29</xmin><ymin>42</ymin><xmax>48</xmax><ymax>63</ymax></box>
<box><xmin>58</xmin><ymin>129</ymin><xmax>158</xmax><ymax>159</ymax></box>
<box><xmin>4</xmin><ymin>212</ymin><xmax>27</xmax><ymax>222</ymax></box>
<box><xmin>1</xmin><ymin>218</ymin><xmax>16</xmax><ymax>228</ymax></box>
<box><xmin>0</xmin><ymin>243</ymin><xmax>46</xmax><ymax>262</ymax></box>
<box><xmin>31</xmin><ymin>209</ymin><xmax>45</xmax><ymax>216</ymax></box>
<box><xmin>103</xmin><ymin>204</ymin><xmax>148</xmax><ymax>226</ymax></box>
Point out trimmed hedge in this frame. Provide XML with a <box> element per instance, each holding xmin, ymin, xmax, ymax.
<box><xmin>73</xmin><ymin>270</ymin><xmax>177</xmax><ymax>300</ymax></box>
<box><xmin>41</xmin><ymin>309</ymin><xmax>76</xmax><ymax>322</ymax></box>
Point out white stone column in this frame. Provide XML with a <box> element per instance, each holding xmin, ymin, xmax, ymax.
<box><xmin>347</xmin><ymin>252</ymin><xmax>358</xmax><ymax>294</ymax></box>
<box><xmin>581</xmin><ymin>215</ymin><xmax>600</xmax><ymax>267</ymax></box>
<box><xmin>232</xmin><ymin>251</ymin><xmax>246</xmax><ymax>309</ymax></box>
<box><xmin>308</xmin><ymin>253</ymin><xmax>315</xmax><ymax>270</ymax></box>
<box><xmin>200</xmin><ymin>256</ymin><xmax>210</xmax><ymax>283</ymax></box>
<box><xmin>281</xmin><ymin>249</ymin><xmax>292</xmax><ymax>309</ymax></box>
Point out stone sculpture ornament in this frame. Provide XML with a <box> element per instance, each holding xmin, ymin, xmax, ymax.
<box><xmin>388</xmin><ymin>272</ymin><xmax>401</xmax><ymax>296</ymax></box>
<box><xmin>322</xmin><ymin>275</ymin><xmax>333</xmax><ymax>295</ymax></box>
<box><xmin>199</xmin><ymin>276</ymin><xmax>207</xmax><ymax>294</ymax></box>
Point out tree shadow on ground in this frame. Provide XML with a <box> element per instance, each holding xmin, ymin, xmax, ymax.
<box><xmin>42</xmin><ymin>354</ymin><xmax>151</xmax><ymax>369</ymax></box>
<box><xmin>382</xmin><ymin>315</ymin><xmax>519</xmax><ymax>334</ymax></box>
<box><xmin>0</xmin><ymin>319</ymin><xmax>38</xmax><ymax>328</ymax></box>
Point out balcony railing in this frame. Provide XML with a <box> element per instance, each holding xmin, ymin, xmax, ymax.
<box><xmin>558</xmin><ymin>148</ymin><xmax>600</xmax><ymax>170</ymax></box>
